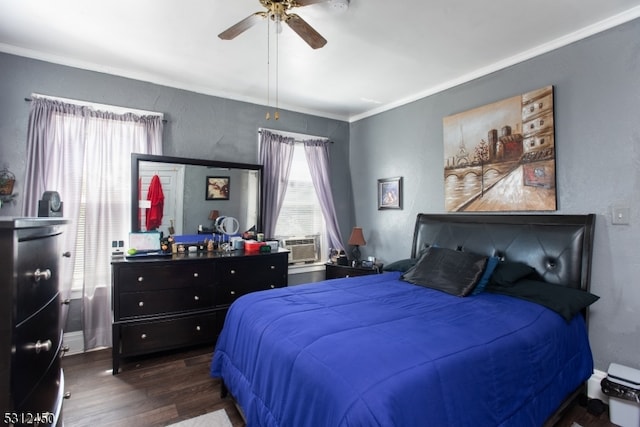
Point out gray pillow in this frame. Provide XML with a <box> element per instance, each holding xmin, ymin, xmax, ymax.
<box><xmin>401</xmin><ymin>247</ymin><xmax>488</xmax><ymax>297</ymax></box>
<box><xmin>383</xmin><ymin>258</ymin><xmax>417</xmax><ymax>272</ymax></box>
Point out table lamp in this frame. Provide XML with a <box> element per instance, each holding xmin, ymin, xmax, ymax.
<box><xmin>348</xmin><ymin>227</ymin><xmax>366</xmax><ymax>264</ymax></box>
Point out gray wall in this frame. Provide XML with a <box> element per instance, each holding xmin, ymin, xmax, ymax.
<box><xmin>0</xmin><ymin>52</ymin><xmax>351</xmax><ymax>332</ymax></box>
<box><xmin>0</xmin><ymin>53</ymin><xmax>351</xmax><ymax>232</ymax></box>
<box><xmin>350</xmin><ymin>18</ymin><xmax>640</xmax><ymax>372</ymax></box>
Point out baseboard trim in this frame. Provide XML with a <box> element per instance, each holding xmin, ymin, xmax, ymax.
<box><xmin>63</xmin><ymin>330</ymin><xmax>84</xmax><ymax>356</ymax></box>
<box><xmin>587</xmin><ymin>369</ymin><xmax>609</xmax><ymax>403</ymax></box>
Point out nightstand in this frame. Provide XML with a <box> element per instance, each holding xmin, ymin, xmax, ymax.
<box><xmin>325</xmin><ymin>262</ymin><xmax>382</xmax><ymax>280</ymax></box>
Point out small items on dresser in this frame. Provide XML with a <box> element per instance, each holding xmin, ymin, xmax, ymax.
<box><xmin>336</xmin><ymin>250</ymin><xmax>349</xmax><ymax>266</ymax></box>
<box><xmin>37</xmin><ymin>191</ymin><xmax>63</xmax><ymax>217</ymax></box>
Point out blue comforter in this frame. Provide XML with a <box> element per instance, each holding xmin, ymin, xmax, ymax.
<box><xmin>210</xmin><ymin>272</ymin><xmax>593</xmax><ymax>427</ymax></box>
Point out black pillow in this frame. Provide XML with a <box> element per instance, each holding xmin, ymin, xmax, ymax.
<box><xmin>489</xmin><ymin>261</ymin><xmax>537</xmax><ymax>286</ymax></box>
<box><xmin>486</xmin><ymin>279</ymin><xmax>600</xmax><ymax>321</ymax></box>
<box><xmin>383</xmin><ymin>258</ymin><xmax>417</xmax><ymax>273</ymax></box>
<box><xmin>401</xmin><ymin>247</ymin><xmax>488</xmax><ymax>297</ymax></box>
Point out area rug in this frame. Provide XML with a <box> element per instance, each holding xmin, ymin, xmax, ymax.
<box><xmin>166</xmin><ymin>409</ymin><xmax>232</xmax><ymax>427</ymax></box>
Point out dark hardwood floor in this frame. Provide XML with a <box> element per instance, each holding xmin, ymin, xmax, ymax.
<box><xmin>62</xmin><ymin>345</ymin><xmax>244</xmax><ymax>427</ymax></box>
<box><xmin>62</xmin><ymin>345</ymin><xmax>616</xmax><ymax>427</ymax></box>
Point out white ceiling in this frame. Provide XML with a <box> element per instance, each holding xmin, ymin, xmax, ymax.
<box><xmin>1</xmin><ymin>0</ymin><xmax>640</xmax><ymax>122</ymax></box>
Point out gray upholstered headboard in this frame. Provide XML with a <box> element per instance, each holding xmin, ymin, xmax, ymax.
<box><xmin>410</xmin><ymin>214</ymin><xmax>596</xmax><ymax>291</ymax></box>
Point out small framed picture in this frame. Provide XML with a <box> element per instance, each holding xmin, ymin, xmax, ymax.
<box><xmin>378</xmin><ymin>177</ymin><xmax>402</xmax><ymax>210</ymax></box>
<box><xmin>206</xmin><ymin>176</ymin><xmax>230</xmax><ymax>200</ymax></box>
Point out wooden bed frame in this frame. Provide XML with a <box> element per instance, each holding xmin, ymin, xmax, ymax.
<box><xmin>221</xmin><ymin>213</ymin><xmax>597</xmax><ymax>425</ymax></box>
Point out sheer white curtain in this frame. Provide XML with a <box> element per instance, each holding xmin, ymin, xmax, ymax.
<box><xmin>259</xmin><ymin>130</ymin><xmax>295</xmax><ymax>238</ymax></box>
<box><xmin>23</xmin><ymin>97</ymin><xmax>163</xmax><ymax>350</ymax></box>
<box><xmin>302</xmin><ymin>139</ymin><xmax>344</xmax><ymax>251</ymax></box>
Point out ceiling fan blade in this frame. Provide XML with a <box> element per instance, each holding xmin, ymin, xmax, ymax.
<box><xmin>218</xmin><ymin>12</ymin><xmax>266</xmax><ymax>40</ymax></box>
<box><xmin>293</xmin><ymin>0</ymin><xmax>330</xmax><ymax>6</ymax></box>
<box><xmin>285</xmin><ymin>14</ymin><xmax>327</xmax><ymax>49</ymax></box>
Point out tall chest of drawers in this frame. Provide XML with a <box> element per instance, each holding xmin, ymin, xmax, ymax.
<box><xmin>111</xmin><ymin>249</ymin><xmax>288</xmax><ymax>374</ymax></box>
<box><xmin>0</xmin><ymin>217</ymin><xmax>68</xmax><ymax>427</ymax></box>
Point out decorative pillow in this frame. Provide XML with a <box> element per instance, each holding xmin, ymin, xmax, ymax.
<box><xmin>401</xmin><ymin>247</ymin><xmax>488</xmax><ymax>297</ymax></box>
<box><xmin>489</xmin><ymin>261</ymin><xmax>537</xmax><ymax>286</ymax></box>
<box><xmin>486</xmin><ymin>279</ymin><xmax>600</xmax><ymax>321</ymax></box>
<box><xmin>383</xmin><ymin>258</ymin><xmax>417</xmax><ymax>273</ymax></box>
<box><xmin>471</xmin><ymin>256</ymin><xmax>500</xmax><ymax>295</ymax></box>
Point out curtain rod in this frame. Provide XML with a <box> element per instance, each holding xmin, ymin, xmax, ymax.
<box><xmin>24</xmin><ymin>96</ymin><xmax>168</xmax><ymax>123</ymax></box>
<box><xmin>258</xmin><ymin>128</ymin><xmax>333</xmax><ymax>144</ymax></box>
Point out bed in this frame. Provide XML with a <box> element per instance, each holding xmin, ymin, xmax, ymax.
<box><xmin>210</xmin><ymin>213</ymin><xmax>598</xmax><ymax>426</ymax></box>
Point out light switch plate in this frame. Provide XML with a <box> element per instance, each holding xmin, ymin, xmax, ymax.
<box><xmin>611</xmin><ymin>206</ymin><xmax>630</xmax><ymax>225</ymax></box>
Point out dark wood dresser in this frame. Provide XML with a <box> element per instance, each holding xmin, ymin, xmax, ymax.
<box><xmin>0</xmin><ymin>217</ymin><xmax>69</xmax><ymax>427</ymax></box>
<box><xmin>325</xmin><ymin>262</ymin><xmax>382</xmax><ymax>279</ymax></box>
<box><xmin>111</xmin><ymin>249</ymin><xmax>289</xmax><ymax>374</ymax></box>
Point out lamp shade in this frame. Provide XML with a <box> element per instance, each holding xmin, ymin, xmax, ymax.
<box><xmin>348</xmin><ymin>227</ymin><xmax>366</xmax><ymax>246</ymax></box>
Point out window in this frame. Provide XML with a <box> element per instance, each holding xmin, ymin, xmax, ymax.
<box><xmin>273</xmin><ymin>144</ymin><xmax>326</xmax><ymax>265</ymax></box>
<box><xmin>24</xmin><ymin>94</ymin><xmax>163</xmax><ymax>350</ymax></box>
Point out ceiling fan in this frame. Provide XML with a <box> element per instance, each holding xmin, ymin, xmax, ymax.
<box><xmin>218</xmin><ymin>0</ymin><xmax>330</xmax><ymax>49</ymax></box>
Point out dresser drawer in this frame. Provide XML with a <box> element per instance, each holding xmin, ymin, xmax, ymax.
<box><xmin>16</xmin><ymin>233</ymin><xmax>61</xmax><ymax>324</ymax></box>
<box><xmin>118</xmin><ymin>287</ymin><xmax>213</xmax><ymax>319</ymax></box>
<box><xmin>120</xmin><ymin>313</ymin><xmax>219</xmax><ymax>356</ymax></box>
<box><xmin>16</xmin><ymin>355</ymin><xmax>62</xmax><ymax>419</ymax></box>
<box><xmin>325</xmin><ymin>263</ymin><xmax>380</xmax><ymax>279</ymax></box>
<box><xmin>13</xmin><ymin>296</ymin><xmax>61</xmax><ymax>406</ymax></box>
<box><xmin>116</xmin><ymin>261</ymin><xmax>214</xmax><ymax>292</ymax></box>
<box><xmin>215</xmin><ymin>281</ymin><xmax>280</xmax><ymax>306</ymax></box>
<box><xmin>215</xmin><ymin>256</ymin><xmax>287</xmax><ymax>306</ymax></box>
<box><xmin>216</xmin><ymin>256</ymin><xmax>286</xmax><ymax>286</ymax></box>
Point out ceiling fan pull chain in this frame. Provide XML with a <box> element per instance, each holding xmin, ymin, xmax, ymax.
<box><xmin>266</xmin><ymin>17</ymin><xmax>271</xmax><ymax>120</ymax></box>
<box><xmin>275</xmin><ymin>23</ymin><xmax>280</xmax><ymax>120</ymax></box>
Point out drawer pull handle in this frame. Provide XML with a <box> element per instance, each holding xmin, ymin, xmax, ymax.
<box><xmin>33</xmin><ymin>268</ymin><xmax>51</xmax><ymax>282</ymax></box>
<box><xmin>62</xmin><ymin>251</ymin><xmax>72</xmax><ymax>258</ymax></box>
<box><xmin>193</xmin><ymin>272</ymin><xmax>199</xmax><ymax>278</ymax></box>
<box><xmin>270</xmin><ymin>265</ymin><xmax>275</xmax><ymax>270</ymax></box>
<box><xmin>27</xmin><ymin>339</ymin><xmax>52</xmax><ymax>354</ymax></box>
<box><xmin>61</xmin><ymin>345</ymin><xmax>70</xmax><ymax>355</ymax></box>
<box><xmin>141</xmin><ymin>334</ymin><xmax>147</xmax><ymax>340</ymax></box>
<box><xmin>196</xmin><ymin>326</ymin><xmax>201</xmax><ymax>331</ymax></box>
<box><xmin>137</xmin><ymin>276</ymin><xmax>144</xmax><ymax>282</ymax></box>
<box><xmin>61</xmin><ymin>299</ymin><xmax>71</xmax><ymax>305</ymax></box>
<box><xmin>194</xmin><ymin>295</ymin><xmax>200</xmax><ymax>301</ymax></box>
<box><xmin>270</xmin><ymin>284</ymin><xmax>275</xmax><ymax>289</ymax></box>
<box><xmin>230</xmin><ymin>269</ymin><xmax>236</xmax><ymax>275</ymax></box>
<box><xmin>230</xmin><ymin>290</ymin><xmax>236</xmax><ymax>295</ymax></box>
<box><xmin>138</xmin><ymin>301</ymin><xmax>144</xmax><ymax>307</ymax></box>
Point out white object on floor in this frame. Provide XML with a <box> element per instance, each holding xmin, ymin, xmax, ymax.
<box><xmin>606</xmin><ymin>363</ymin><xmax>640</xmax><ymax>427</ymax></box>
<box><xmin>165</xmin><ymin>409</ymin><xmax>232</xmax><ymax>427</ymax></box>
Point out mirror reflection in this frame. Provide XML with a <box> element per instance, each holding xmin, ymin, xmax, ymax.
<box><xmin>132</xmin><ymin>154</ymin><xmax>262</xmax><ymax>236</ymax></box>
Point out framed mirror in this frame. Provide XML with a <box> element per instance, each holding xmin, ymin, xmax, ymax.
<box><xmin>131</xmin><ymin>154</ymin><xmax>262</xmax><ymax>236</ymax></box>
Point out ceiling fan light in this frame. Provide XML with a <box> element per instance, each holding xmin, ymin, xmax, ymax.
<box><xmin>328</xmin><ymin>0</ymin><xmax>349</xmax><ymax>12</ymax></box>
<box><xmin>272</xmin><ymin>13</ymin><xmax>284</xmax><ymax>34</ymax></box>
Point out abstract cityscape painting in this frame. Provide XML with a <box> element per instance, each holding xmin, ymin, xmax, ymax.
<box><xmin>443</xmin><ymin>86</ymin><xmax>556</xmax><ymax>212</ymax></box>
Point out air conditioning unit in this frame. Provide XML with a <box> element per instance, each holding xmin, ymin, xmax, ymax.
<box><xmin>282</xmin><ymin>236</ymin><xmax>319</xmax><ymax>264</ymax></box>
